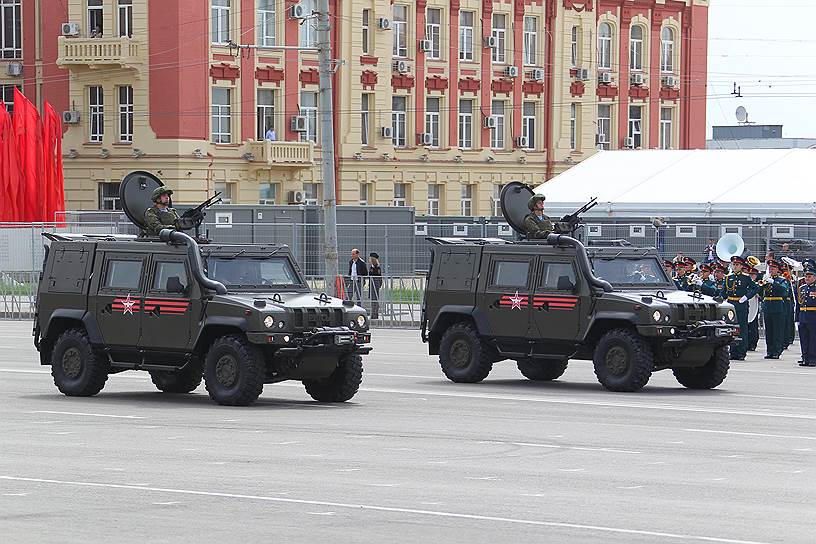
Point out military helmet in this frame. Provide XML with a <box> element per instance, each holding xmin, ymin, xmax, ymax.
<box><xmin>527</xmin><ymin>194</ymin><xmax>546</xmax><ymax>211</ymax></box>
<box><xmin>151</xmin><ymin>186</ymin><xmax>173</xmax><ymax>202</ymax></box>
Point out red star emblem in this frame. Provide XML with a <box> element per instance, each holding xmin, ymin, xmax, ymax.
<box><xmin>121</xmin><ymin>293</ymin><xmax>136</xmax><ymax>315</ymax></box>
<box><xmin>509</xmin><ymin>290</ymin><xmax>524</xmax><ymax>310</ymax></box>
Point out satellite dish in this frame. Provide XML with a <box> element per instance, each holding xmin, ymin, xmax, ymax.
<box><xmin>735</xmin><ymin>106</ymin><xmax>748</xmax><ymax>124</ymax></box>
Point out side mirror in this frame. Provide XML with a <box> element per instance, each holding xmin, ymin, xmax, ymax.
<box><xmin>166</xmin><ymin>276</ymin><xmax>185</xmax><ymax>294</ymax></box>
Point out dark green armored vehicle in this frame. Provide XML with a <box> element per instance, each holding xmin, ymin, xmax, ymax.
<box><xmin>420</xmin><ymin>183</ymin><xmax>738</xmax><ymax>392</ymax></box>
<box><xmin>34</xmin><ymin>173</ymin><xmax>370</xmax><ymax>406</ymax></box>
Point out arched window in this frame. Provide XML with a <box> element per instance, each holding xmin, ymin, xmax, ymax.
<box><xmin>598</xmin><ymin>22</ymin><xmax>612</xmax><ymax>70</ymax></box>
<box><xmin>661</xmin><ymin>26</ymin><xmax>675</xmax><ymax>73</ymax></box>
<box><xmin>629</xmin><ymin>25</ymin><xmax>644</xmax><ymax>71</ymax></box>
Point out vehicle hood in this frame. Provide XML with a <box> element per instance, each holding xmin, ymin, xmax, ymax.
<box><xmin>214</xmin><ymin>292</ymin><xmax>362</xmax><ymax>312</ymax></box>
<box><xmin>610</xmin><ymin>289</ymin><xmax>723</xmax><ymax>306</ymax></box>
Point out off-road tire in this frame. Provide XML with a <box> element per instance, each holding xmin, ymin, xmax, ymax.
<box><xmin>672</xmin><ymin>346</ymin><xmax>730</xmax><ymax>390</ymax></box>
<box><xmin>517</xmin><ymin>358</ymin><xmax>569</xmax><ymax>381</ymax></box>
<box><xmin>149</xmin><ymin>363</ymin><xmax>203</xmax><ymax>394</ymax></box>
<box><xmin>593</xmin><ymin>328</ymin><xmax>654</xmax><ymax>392</ymax></box>
<box><xmin>51</xmin><ymin>328</ymin><xmax>108</xmax><ymax>397</ymax></box>
<box><xmin>439</xmin><ymin>322</ymin><xmax>494</xmax><ymax>383</ymax></box>
<box><xmin>204</xmin><ymin>335</ymin><xmax>265</xmax><ymax>406</ymax></box>
<box><xmin>304</xmin><ymin>354</ymin><xmax>363</xmax><ymax>402</ymax></box>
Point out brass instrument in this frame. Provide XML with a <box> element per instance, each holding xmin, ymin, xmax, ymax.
<box><xmin>747</xmin><ymin>256</ymin><xmax>760</xmax><ymax>268</ymax></box>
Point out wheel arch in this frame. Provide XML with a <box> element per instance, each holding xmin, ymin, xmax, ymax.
<box><xmin>428</xmin><ymin>306</ymin><xmax>489</xmax><ymax>355</ymax></box>
<box><xmin>193</xmin><ymin>317</ymin><xmax>249</xmax><ymax>357</ymax></box>
<box><xmin>581</xmin><ymin>314</ymin><xmax>639</xmax><ymax>353</ymax></box>
<box><xmin>38</xmin><ymin>310</ymin><xmax>101</xmax><ymax>366</ymax></box>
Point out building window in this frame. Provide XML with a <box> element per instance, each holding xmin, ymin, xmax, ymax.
<box><xmin>211</xmin><ymin>87</ymin><xmax>231</xmax><ymax>143</ymax></box>
<box><xmin>303</xmin><ymin>183</ymin><xmax>319</xmax><ymax>205</ymax></box>
<box><xmin>117</xmin><ymin>0</ymin><xmax>133</xmax><ymax>38</ymax></box>
<box><xmin>88</xmin><ymin>0</ymin><xmax>104</xmax><ymax>37</ymax></box>
<box><xmin>299</xmin><ymin>0</ymin><xmax>317</xmax><ymax>47</ymax></box>
<box><xmin>259</xmin><ymin>182</ymin><xmax>278</xmax><ymax>204</ymax></box>
<box><xmin>493</xmin><ymin>184</ymin><xmax>504</xmax><ymax>216</ymax></box>
<box><xmin>257</xmin><ymin>88</ymin><xmax>275</xmax><ymax>140</ymax></box>
<box><xmin>628</xmin><ymin>105</ymin><xmax>642</xmax><ymax>148</ymax></box>
<box><xmin>660</xmin><ymin>107</ymin><xmax>672</xmax><ymax>150</ymax></box>
<box><xmin>361</xmin><ymin>93</ymin><xmax>371</xmax><ymax>145</ymax></box>
<box><xmin>299</xmin><ymin>90</ymin><xmax>317</xmax><ymax>143</ymax></box>
<box><xmin>89</xmin><ymin>86</ymin><xmax>104</xmax><ymax>143</ymax></box>
<box><xmin>458</xmin><ymin>99</ymin><xmax>473</xmax><ymax>149</ymax></box>
<box><xmin>570</xmin><ymin>103</ymin><xmax>577</xmax><ymax>150</ymax></box>
<box><xmin>394</xmin><ymin>183</ymin><xmax>407</xmax><ymax>207</ymax></box>
<box><xmin>425</xmin><ymin>97</ymin><xmax>440</xmax><ymax>148</ymax></box>
<box><xmin>598</xmin><ymin>22</ymin><xmax>612</xmax><ymax>70</ymax></box>
<box><xmin>211</xmin><ymin>0</ymin><xmax>230</xmax><ymax>44</ymax></box>
<box><xmin>393</xmin><ymin>5</ymin><xmax>408</xmax><ymax>58</ymax></box>
<box><xmin>359</xmin><ymin>183</ymin><xmax>369</xmax><ymax>206</ymax></box>
<box><xmin>523</xmin><ymin>17</ymin><xmax>537</xmax><ymax>66</ymax></box>
<box><xmin>361</xmin><ymin>9</ymin><xmax>370</xmax><ymax>54</ymax></box>
<box><xmin>490</xmin><ymin>100</ymin><xmax>505</xmax><ymax>149</ymax></box>
<box><xmin>630</xmin><ymin>25</ymin><xmax>644</xmax><ymax>71</ymax></box>
<box><xmin>522</xmin><ymin>101</ymin><xmax>535</xmax><ymax>150</ymax></box>
<box><xmin>1</xmin><ymin>84</ymin><xmax>20</xmax><ymax>113</ymax></box>
<box><xmin>426</xmin><ymin>8</ymin><xmax>441</xmax><ymax>60</ymax></box>
<box><xmin>597</xmin><ymin>104</ymin><xmax>611</xmax><ymax>150</ymax></box>
<box><xmin>459</xmin><ymin>11</ymin><xmax>474</xmax><ymax>61</ymax></box>
<box><xmin>661</xmin><ymin>26</ymin><xmax>674</xmax><ymax>73</ymax></box>
<box><xmin>257</xmin><ymin>0</ymin><xmax>276</xmax><ymax>47</ymax></box>
<box><xmin>461</xmin><ymin>185</ymin><xmax>473</xmax><ymax>216</ymax></box>
<box><xmin>391</xmin><ymin>95</ymin><xmax>407</xmax><ymax>147</ymax></box>
<box><xmin>98</xmin><ymin>182</ymin><xmax>122</xmax><ymax>210</ymax></box>
<box><xmin>117</xmin><ymin>85</ymin><xmax>133</xmax><ymax>143</ymax></box>
<box><xmin>427</xmin><ymin>184</ymin><xmax>440</xmax><ymax>216</ymax></box>
<box><xmin>0</xmin><ymin>0</ymin><xmax>21</xmax><ymax>59</ymax></box>
<box><xmin>492</xmin><ymin>13</ymin><xmax>506</xmax><ymax>64</ymax></box>
<box><xmin>570</xmin><ymin>26</ymin><xmax>579</xmax><ymax>68</ymax></box>
<box><xmin>215</xmin><ymin>182</ymin><xmax>233</xmax><ymax>204</ymax></box>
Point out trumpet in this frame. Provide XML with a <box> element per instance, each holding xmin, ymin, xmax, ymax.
<box><xmin>747</xmin><ymin>256</ymin><xmax>761</xmax><ymax>268</ymax></box>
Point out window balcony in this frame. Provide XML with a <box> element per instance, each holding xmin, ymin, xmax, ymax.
<box><xmin>246</xmin><ymin>140</ymin><xmax>314</xmax><ymax>167</ymax></box>
<box><xmin>56</xmin><ymin>36</ymin><xmax>142</xmax><ymax>70</ymax></box>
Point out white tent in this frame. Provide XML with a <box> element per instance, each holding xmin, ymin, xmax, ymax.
<box><xmin>535</xmin><ymin>149</ymin><xmax>816</xmax><ymax>219</ymax></box>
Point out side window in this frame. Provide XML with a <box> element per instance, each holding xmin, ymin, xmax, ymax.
<box><xmin>153</xmin><ymin>262</ymin><xmax>189</xmax><ymax>291</ymax></box>
<box><xmin>492</xmin><ymin>260</ymin><xmax>530</xmax><ymax>288</ymax></box>
<box><xmin>541</xmin><ymin>262</ymin><xmax>577</xmax><ymax>291</ymax></box>
<box><xmin>103</xmin><ymin>259</ymin><xmax>143</xmax><ymax>290</ymax></box>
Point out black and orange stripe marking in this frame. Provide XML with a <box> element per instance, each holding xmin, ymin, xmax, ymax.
<box><xmin>498</xmin><ymin>294</ymin><xmax>529</xmax><ymax>308</ymax></box>
<box><xmin>144</xmin><ymin>299</ymin><xmax>190</xmax><ymax>315</ymax></box>
<box><xmin>533</xmin><ymin>295</ymin><xmax>578</xmax><ymax>311</ymax></box>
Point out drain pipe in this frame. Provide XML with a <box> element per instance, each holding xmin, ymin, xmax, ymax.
<box><xmin>159</xmin><ymin>229</ymin><xmax>228</xmax><ymax>295</ymax></box>
<box><xmin>546</xmin><ymin>233</ymin><xmax>613</xmax><ymax>293</ymax></box>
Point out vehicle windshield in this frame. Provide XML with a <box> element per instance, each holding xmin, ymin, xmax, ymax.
<box><xmin>591</xmin><ymin>257</ymin><xmax>672</xmax><ymax>287</ymax></box>
<box><xmin>206</xmin><ymin>256</ymin><xmax>304</xmax><ymax>289</ymax></box>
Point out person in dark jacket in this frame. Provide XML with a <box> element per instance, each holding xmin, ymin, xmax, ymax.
<box><xmin>346</xmin><ymin>248</ymin><xmax>368</xmax><ymax>303</ymax></box>
<box><xmin>368</xmin><ymin>252</ymin><xmax>383</xmax><ymax>319</ymax></box>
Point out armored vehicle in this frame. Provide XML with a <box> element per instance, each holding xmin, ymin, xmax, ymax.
<box><xmin>420</xmin><ymin>182</ymin><xmax>738</xmax><ymax>392</ymax></box>
<box><xmin>34</xmin><ymin>172</ymin><xmax>370</xmax><ymax>406</ymax></box>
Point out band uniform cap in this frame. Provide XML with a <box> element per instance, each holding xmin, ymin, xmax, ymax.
<box><xmin>683</xmin><ymin>257</ymin><xmax>697</xmax><ymax>267</ymax></box>
<box><xmin>663</xmin><ymin>260</ymin><xmax>675</xmax><ymax>268</ymax></box>
<box><xmin>766</xmin><ymin>259</ymin><xmax>780</xmax><ymax>269</ymax></box>
<box><xmin>699</xmin><ymin>264</ymin><xmax>712</xmax><ymax>272</ymax></box>
<box><xmin>714</xmin><ymin>264</ymin><xmax>728</xmax><ymax>273</ymax></box>
<box><xmin>805</xmin><ymin>267</ymin><xmax>816</xmax><ymax>276</ymax></box>
<box><xmin>730</xmin><ymin>256</ymin><xmax>745</xmax><ymax>265</ymax></box>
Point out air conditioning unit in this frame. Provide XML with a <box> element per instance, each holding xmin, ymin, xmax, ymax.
<box><xmin>291</xmin><ymin>115</ymin><xmax>308</xmax><ymax>132</ymax></box>
<box><xmin>483</xmin><ymin>116</ymin><xmax>497</xmax><ymax>129</ymax></box>
<box><xmin>62</xmin><ymin>111</ymin><xmax>81</xmax><ymax>124</ymax></box>
<box><xmin>420</xmin><ymin>133</ymin><xmax>434</xmax><ymax>146</ymax></box>
<box><xmin>623</xmin><ymin>136</ymin><xmax>635</xmax><ymax>148</ymax></box>
<box><xmin>598</xmin><ymin>71</ymin><xmax>613</xmax><ymax>84</ymax></box>
<box><xmin>662</xmin><ymin>75</ymin><xmax>678</xmax><ymax>88</ymax></box>
<box><xmin>287</xmin><ymin>191</ymin><xmax>304</xmax><ymax>205</ymax></box>
<box><xmin>378</xmin><ymin>17</ymin><xmax>391</xmax><ymax>30</ymax></box>
<box><xmin>530</xmin><ymin>68</ymin><xmax>545</xmax><ymax>81</ymax></box>
<box><xmin>630</xmin><ymin>73</ymin><xmax>645</xmax><ymax>86</ymax></box>
<box><xmin>6</xmin><ymin>62</ymin><xmax>22</xmax><ymax>77</ymax></box>
<box><xmin>291</xmin><ymin>3</ymin><xmax>308</xmax><ymax>19</ymax></box>
<box><xmin>596</xmin><ymin>133</ymin><xmax>608</xmax><ymax>145</ymax></box>
<box><xmin>504</xmin><ymin>66</ymin><xmax>518</xmax><ymax>78</ymax></box>
<box><xmin>484</xmin><ymin>36</ymin><xmax>497</xmax><ymax>48</ymax></box>
<box><xmin>577</xmin><ymin>68</ymin><xmax>590</xmax><ymax>81</ymax></box>
<box><xmin>393</xmin><ymin>60</ymin><xmax>409</xmax><ymax>74</ymax></box>
<box><xmin>380</xmin><ymin>126</ymin><xmax>393</xmax><ymax>139</ymax></box>
<box><xmin>61</xmin><ymin>22</ymin><xmax>80</xmax><ymax>37</ymax></box>
<box><xmin>420</xmin><ymin>39</ymin><xmax>433</xmax><ymax>53</ymax></box>
<box><xmin>515</xmin><ymin>136</ymin><xmax>528</xmax><ymax>148</ymax></box>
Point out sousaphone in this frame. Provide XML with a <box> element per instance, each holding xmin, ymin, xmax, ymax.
<box><xmin>715</xmin><ymin>233</ymin><xmax>745</xmax><ymax>261</ymax></box>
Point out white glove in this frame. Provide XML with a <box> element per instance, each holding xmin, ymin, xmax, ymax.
<box><xmin>739</xmin><ymin>295</ymin><xmax>748</xmax><ymax>304</ymax></box>
<box><xmin>693</xmin><ymin>278</ymin><xmax>704</xmax><ymax>286</ymax></box>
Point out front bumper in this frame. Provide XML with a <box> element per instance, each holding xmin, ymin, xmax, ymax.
<box><xmin>637</xmin><ymin>320</ymin><xmax>738</xmax><ymax>343</ymax></box>
<box><xmin>247</xmin><ymin>327</ymin><xmax>372</xmax><ymax>355</ymax></box>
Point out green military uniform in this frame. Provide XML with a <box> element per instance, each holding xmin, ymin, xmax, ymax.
<box><xmin>523</xmin><ymin>195</ymin><xmax>571</xmax><ymax>239</ymax></box>
<box><xmin>782</xmin><ymin>273</ymin><xmax>795</xmax><ymax>348</ymax></box>
<box><xmin>144</xmin><ymin>186</ymin><xmax>180</xmax><ymax>236</ymax></box>
<box><xmin>762</xmin><ymin>262</ymin><xmax>789</xmax><ymax>359</ymax></box>
<box><xmin>720</xmin><ymin>256</ymin><xmax>759</xmax><ymax>360</ymax></box>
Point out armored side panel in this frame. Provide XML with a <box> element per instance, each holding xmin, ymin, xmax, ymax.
<box><xmin>37</xmin><ymin>241</ymin><xmax>97</xmax><ymax>340</ymax></box>
<box><xmin>433</xmin><ymin>246</ymin><xmax>481</xmax><ymax>292</ymax></box>
<box><xmin>500</xmin><ymin>182</ymin><xmax>535</xmax><ymax>236</ymax></box>
<box><xmin>119</xmin><ymin>171</ymin><xmax>164</xmax><ymax>231</ymax></box>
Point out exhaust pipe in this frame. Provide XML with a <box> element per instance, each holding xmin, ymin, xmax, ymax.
<box><xmin>546</xmin><ymin>233</ymin><xmax>613</xmax><ymax>293</ymax></box>
<box><xmin>159</xmin><ymin>229</ymin><xmax>228</xmax><ymax>295</ymax></box>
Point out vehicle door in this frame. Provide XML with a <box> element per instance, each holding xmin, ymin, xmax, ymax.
<box><xmin>139</xmin><ymin>257</ymin><xmax>194</xmax><ymax>351</ymax></box>
<box><xmin>480</xmin><ymin>252</ymin><xmax>534</xmax><ymax>338</ymax></box>
<box><xmin>95</xmin><ymin>252</ymin><xmax>146</xmax><ymax>347</ymax></box>
<box><xmin>531</xmin><ymin>258</ymin><xmax>582</xmax><ymax>349</ymax></box>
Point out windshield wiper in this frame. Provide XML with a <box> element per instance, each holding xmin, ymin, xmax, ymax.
<box><xmin>222</xmin><ymin>249</ymin><xmax>245</xmax><ymax>259</ymax></box>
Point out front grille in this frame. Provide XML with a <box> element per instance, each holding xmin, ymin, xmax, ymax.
<box><xmin>675</xmin><ymin>303</ymin><xmax>718</xmax><ymax>323</ymax></box>
<box><xmin>292</xmin><ymin>308</ymin><xmax>344</xmax><ymax>329</ymax></box>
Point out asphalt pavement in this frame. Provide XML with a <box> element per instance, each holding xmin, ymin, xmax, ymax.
<box><xmin>1</xmin><ymin>320</ymin><xmax>815</xmax><ymax>544</ymax></box>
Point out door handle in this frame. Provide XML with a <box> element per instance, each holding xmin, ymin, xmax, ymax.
<box><xmin>101</xmin><ymin>304</ymin><xmax>112</xmax><ymax>315</ymax></box>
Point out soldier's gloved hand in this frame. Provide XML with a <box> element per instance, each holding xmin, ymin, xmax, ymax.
<box><xmin>739</xmin><ymin>295</ymin><xmax>748</xmax><ymax>304</ymax></box>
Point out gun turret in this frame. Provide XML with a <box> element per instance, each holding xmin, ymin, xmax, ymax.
<box><xmin>559</xmin><ymin>197</ymin><xmax>598</xmax><ymax>235</ymax></box>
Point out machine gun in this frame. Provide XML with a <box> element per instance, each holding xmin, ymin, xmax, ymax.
<box><xmin>177</xmin><ymin>191</ymin><xmax>223</xmax><ymax>240</ymax></box>
<box><xmin>559</xmin><ymin>197</ymin><xmax>598</xmax><ymax>235</ymax></box>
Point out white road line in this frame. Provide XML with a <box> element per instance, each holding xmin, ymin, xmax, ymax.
<box><xmin>684</xmin><ymin>429</ymin><xmax>816</xmax><ymax>441</ymax></box>
<box><xmin>0</xmin><ymin>476</ymin><xmax>771</xmax><ymax>544</ymax></box>
<box><xmin>31</xmin><ymin>411</ymin><xmax>144</xmax><ymax>420</ymax></box>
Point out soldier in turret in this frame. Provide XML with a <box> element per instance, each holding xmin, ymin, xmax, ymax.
<box><xmin>144</xmin><ymin>187</ymin><xmax>181</xmax><ymax>236</ymax></box>
<box><xmin>523</xmin><ymin>195</ymin><xmax>572</xmax><ymax>239</ymax></box>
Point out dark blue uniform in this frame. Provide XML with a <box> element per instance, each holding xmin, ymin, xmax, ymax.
<box><xmin>797</xmin><ymin>280</ymin><xmax>816</xmax><ymax>366</ymax></box>
<box><xmin>783</xmin><ymin>276</ymin><xmax>796</xmax><ymax>348</ymax></box>
<box><xmin>721</xmin><ymin>273</ymin><xmax>759</xmax><ymax>360</ymax></box>
<box><xmin>762</xmin><ymin>276</ymin><xmax>789</xmax><ymax>358</ymax></box>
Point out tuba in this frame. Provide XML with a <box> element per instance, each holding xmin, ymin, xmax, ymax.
<box><xmin>715</xmin><ymin>234</ymin><xmax>745</xmax><ymax>261</ymax></box>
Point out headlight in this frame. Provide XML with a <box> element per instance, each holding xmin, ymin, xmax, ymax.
<box><xmin>652</xmin><ymin>310</ymin><xmax>662</xmax><ymax>322</ymax></box>
<box><xmin>356</xmin><ymin>315</ymin><xmax>367</xmax><ymax>328</ymax></box>
<box><xmin>263</xmin><ymin>316</ymin><xmax>275</xmax><ymax>329</ymax></box>
<box><xmin>726</xmin><ymin>310</ymin><xmax>735</xmax><ymax>322</ymax></box>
